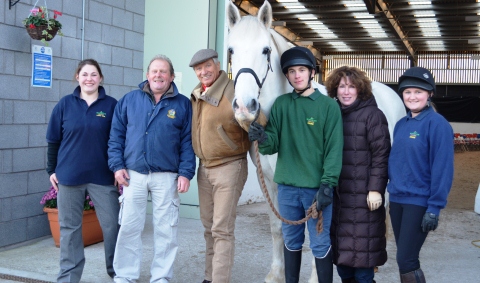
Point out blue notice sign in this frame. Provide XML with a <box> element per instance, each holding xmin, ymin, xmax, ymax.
<box><xmin>32</xmin><ymin>45</ymin><xmax>53</xmax><ymax>88</ymax></box>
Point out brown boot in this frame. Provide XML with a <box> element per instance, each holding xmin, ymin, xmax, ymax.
<box><xmin>400</xmin><ymin>268</ymin><xmax>426</xmax><ymax>283</ymax></box>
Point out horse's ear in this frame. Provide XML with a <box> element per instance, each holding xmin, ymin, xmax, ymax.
<box><xmin>257</xmin><ymin>0</ymin><xmax>273</xmax><ymax>29</ymax></box>
<box><xmin>227</xmin><ymin>0</ymin><xmax>241</xmax><ymax>29</ymax></box>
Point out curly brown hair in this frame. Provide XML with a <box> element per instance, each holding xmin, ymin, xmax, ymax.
<box><xmin>324</xmin><ymin>66</ymin><xmax>372</xmax><ymax>101</ymax></box>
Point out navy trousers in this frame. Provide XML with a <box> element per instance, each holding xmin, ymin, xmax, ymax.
<box><xmin>389</xmin><ymin>202</ymin><xmax>429</xmax><ymax>274</ymax></box>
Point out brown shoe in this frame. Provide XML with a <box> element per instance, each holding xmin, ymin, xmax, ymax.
<box><xmin>400</xmin><ymin>268</ymin><xmax>426</xmax><ymax>283</ymax></box>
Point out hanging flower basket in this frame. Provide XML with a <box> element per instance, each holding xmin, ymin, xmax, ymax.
<box><xmin>25</xmin><ymin>25</ymin><xmax>59</xmax><ymax>41</ymax></box>
<box><xmin>23</xmin><ymin>5</ymin><xmax>63</xmax><ymax>45</ymax></box>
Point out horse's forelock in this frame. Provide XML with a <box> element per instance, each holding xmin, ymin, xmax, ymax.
<box><xmin>228</xmin><ymin>8</ymin><xmax>294</xmax><ymax>119</ymax></box>
<box><xmin>229</xmin><ymin>16</ymin><xmax>270</xmax><ymax>44</ymax></box>
<box><xmin>229</xmin><ymin>16</ymin><xmax>274</xmax><ymax>79</ymax></box>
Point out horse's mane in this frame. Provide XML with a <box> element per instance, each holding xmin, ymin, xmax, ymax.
<box><xmin>269</xmin><ymin>30</ymin><xmax>291</xmax><ymax>56</ymax></box>
<box><xmin>266</xmin><ymin>30</ymin><xmax>294</xmax><ymax>96</ymax></box>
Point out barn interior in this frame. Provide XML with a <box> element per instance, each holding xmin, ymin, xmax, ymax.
<box><xmin>233</xmin><ymin>0</ymin><xmax>480</xmax><ymax>123</ymax></box>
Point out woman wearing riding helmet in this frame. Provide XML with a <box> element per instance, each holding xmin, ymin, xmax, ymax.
<box><xmin>388</xmin><ymin>66</ymin><xmax>454</xmax><ymax>283</ymax></box>
<box><xmin>249</xmin><ymin>46</ymin><xmax>343</xmax><ymax>283</ymax></box>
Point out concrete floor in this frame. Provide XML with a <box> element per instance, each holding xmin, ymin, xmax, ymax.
<box><xmin>0</xmin><ymin>202</ymin><xmax>479</xmax><ymax>283</ymax></box>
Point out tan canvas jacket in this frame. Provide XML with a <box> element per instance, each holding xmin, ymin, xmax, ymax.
<box><xmin>190</xmin><ymin>70</ymin><xmax>250</xmax><ymax>167</ymax></box>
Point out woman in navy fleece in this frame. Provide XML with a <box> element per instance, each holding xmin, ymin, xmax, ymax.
<box><xmin>387</xmin><ymin>66</ymin><xmax>454</xmax><ymax>283</ymax></box>
<box><xmin>46</xmin><ymin>59</ymin><xmax>119</xmax><ymax>282</ymax></box>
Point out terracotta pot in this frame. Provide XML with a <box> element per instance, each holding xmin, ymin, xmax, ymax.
<box><xmin>43</xmin><ymin>207</ymin><xmax>104</xmax><ymax>247</ymax></box>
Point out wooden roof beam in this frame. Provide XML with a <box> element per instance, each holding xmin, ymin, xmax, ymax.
<box><xmin>366</xmin><ymin>0</ymin><xmax>417</xmax><ymax>63</ymax></box>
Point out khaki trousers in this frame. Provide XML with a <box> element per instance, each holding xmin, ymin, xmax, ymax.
<box><xmin>198</xmin><ymin>158</ymin><xmax>248</xmax><ymax>283</ymax></box>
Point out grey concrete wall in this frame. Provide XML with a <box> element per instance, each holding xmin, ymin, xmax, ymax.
<box><xmin>0</xmin><ymin>0</ymin><xmax>145</xmax><ymax>248</ymax></box>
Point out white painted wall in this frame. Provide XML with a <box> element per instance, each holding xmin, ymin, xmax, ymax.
<box><xmin>143</xmin><ymin>0</ymin><xmax>265</xmax><ymax>215</ymax></box>
<box><xmin>239</xmin><ymin>156</ymin><xmax>264</xmax><ymax>205</ymax></box>
<box><xmin>144</xmin><ymin>0</ymin><xmax>214</xmax><ymax>218</ymax></box>
<box><xmin>450</xmin><ymin>123</ymin><xmax>480</xmax><ymax>134</ymax></box>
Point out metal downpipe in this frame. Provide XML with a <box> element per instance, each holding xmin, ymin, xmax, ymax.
<box><xmin>81</xmin><ymin>0</ymin><xmax>85</xmax><ymax>60</ymax></box>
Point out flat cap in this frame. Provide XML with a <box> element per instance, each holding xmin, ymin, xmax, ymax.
<box><xmin>189</xmin><ymin>49</ymin><xmax>218</xmax><ymax>67</ymax></box>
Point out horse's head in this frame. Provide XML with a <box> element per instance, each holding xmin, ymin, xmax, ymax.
<box><xmin>227</xmin><ymin>1</ymin><xmax>284</xmax><ymax>131</ymax></box>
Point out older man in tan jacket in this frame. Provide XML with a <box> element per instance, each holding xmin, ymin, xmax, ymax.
<box><xmin>189</xmin><ymin>49</ymin><xmax>250</xmax><ymax>283</ymax></box>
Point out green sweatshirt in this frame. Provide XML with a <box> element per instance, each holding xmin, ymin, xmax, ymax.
<box><xmin>259</xmin><ymin>89</ymin><xmax>343</xmax><ymax>188</ymax></box>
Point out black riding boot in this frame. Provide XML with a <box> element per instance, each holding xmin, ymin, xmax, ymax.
<box><xmin>284</xmin><ymin>245</ymin><xmax>302</xmax><ymax>283</ymax></box>
<box><xmin>315</xmin><ymin>249</ymin><xmax>333</xmax><ymax>283</ymax></box>
<box><xmin>400</xmin><ymin>268</ymin><xmax>426</xmax><ymax>283</ymax></box>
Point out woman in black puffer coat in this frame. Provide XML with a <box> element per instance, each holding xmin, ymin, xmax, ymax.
<box><xmin>325</xmin><ymin>66</ymin><xmax>391</xmax><ymax>283</ymax></box>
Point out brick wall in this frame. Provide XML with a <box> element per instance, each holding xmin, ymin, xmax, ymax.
<box><xmin>0</xmin><ymin>0</ymin><xmax>145</xmax><ymax>248</ymax></box>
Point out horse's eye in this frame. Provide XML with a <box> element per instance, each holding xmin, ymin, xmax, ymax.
<box><xmin>262</xmin><ymin>47</ymin><xmax>270</xmax><ymax>55</ymax></box>
<box><xmin>228</xmin><ymin>47</ymin><xmax>234</xmax><ymax>54</ymax></box>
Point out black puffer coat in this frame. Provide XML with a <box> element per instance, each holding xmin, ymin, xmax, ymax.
<box><xmin>331</xmin><ymin>96</ymin><xmax>390</xmax><ymax>268</ymax></box>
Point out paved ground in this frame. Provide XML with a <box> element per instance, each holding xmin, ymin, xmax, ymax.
<box><xmin>0</xmin><ymin>202</ymin><xmax>479</xmax><ymax>282</ymax></box>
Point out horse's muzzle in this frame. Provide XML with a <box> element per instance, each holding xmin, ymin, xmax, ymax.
<box><xmin>232</xmin><ymin>97</ymin><xmax>260</xmax><ymax>116</ymax></box>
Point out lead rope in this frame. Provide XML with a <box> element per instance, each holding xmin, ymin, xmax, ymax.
<box><xmin>252</xmin><ymin>140</ymin><xmax>324</xmax><ymax>234</ymax></box>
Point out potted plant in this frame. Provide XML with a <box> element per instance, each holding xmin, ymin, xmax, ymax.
<box><xmin>23</xmin><ymin>6</ymin><xmax>63</xmax><ymax>44</ymax></box>
<box><xmin>40</xmin><ymin>186</ymin><xmax>103</xmax><ymax>247</ymax></box>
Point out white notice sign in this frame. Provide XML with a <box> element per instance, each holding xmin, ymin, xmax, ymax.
<box><xmin>32</xmin><ymin>45</ymin><xmax>52</xmax><ymax>88</ymax></box>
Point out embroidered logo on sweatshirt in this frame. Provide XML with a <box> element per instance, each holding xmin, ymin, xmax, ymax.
<box><xmin>96</xmin><ymin>111</ymin><xmax>106</xmax><ymax>118</ymax></box>
<box><xmin>409</xmin><ymin>131</ymin><xmax>420</xmax><ymax>139</ymax></box>
<box><xmin>306</xmin><ymin>117</ymin><xmax>317</xmax><ymax>126</ymax></box>
<box><xmin>167</xmin><ymin>109</ymin><xmax>176</xmax><ymax>119</ymax></box>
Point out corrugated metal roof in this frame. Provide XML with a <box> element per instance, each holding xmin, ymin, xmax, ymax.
<box><xmin>239</xmin><ymin>0</ymin><xmax>480</xmax><ymax>56</ymax></box>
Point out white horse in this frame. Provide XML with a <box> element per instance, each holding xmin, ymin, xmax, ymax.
<box><xmin>227</xmin><ymin>1</ymin><xmax>406</xmax><ymax>282</ymax></box>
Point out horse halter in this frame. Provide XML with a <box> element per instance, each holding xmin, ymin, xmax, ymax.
<box><xmin>233</xmin><ymin>47</ymin><xmax>273</xmax><ymax>98</ymax></box>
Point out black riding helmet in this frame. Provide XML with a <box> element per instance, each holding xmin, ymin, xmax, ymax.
<box><xmin>280</xmin><ymin>47</ymin><xmax>316</xmax><ymax>94</ymax></box>
<box><xmin>280</xmin><ymin>46</ymin><xmax>316</xmax><ymax>74</ymax></box>
<box><xmin>398</xmin><ymin>67</ymin><xmax>436</xmax><ymax>95</ymax></box>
